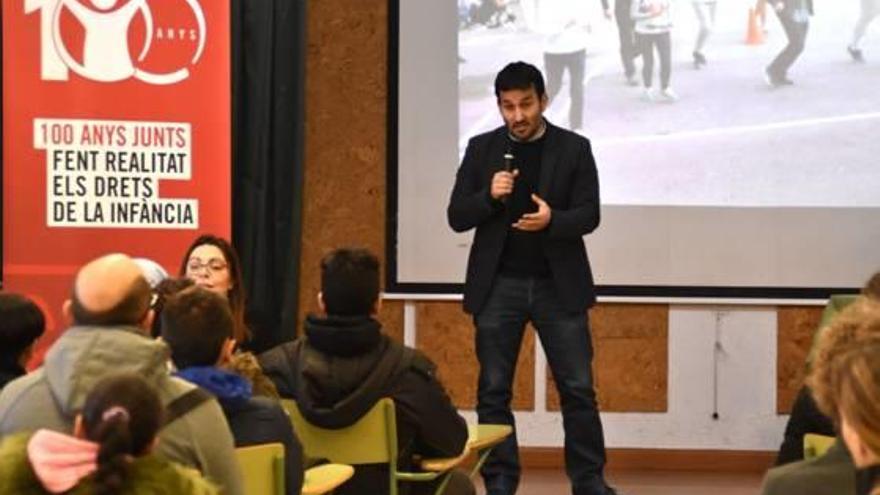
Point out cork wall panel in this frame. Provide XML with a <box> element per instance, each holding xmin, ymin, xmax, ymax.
<box><xmin>379</xmin><ymin>301</ymin><xmax>405</xmax><ymax>343</ymax></box>
<box><xmin>416</xmin><ymin>301</ymin><xmax>536</xmax><ymax>411</ymax></box>
<box><xmin>777</xmin><ymin>306</ymin><xmax>822</xmax><ymax>413</ymax></box>
<box><xmin>547</xmin><ymin>304</ymin><xmax>668</xmax><ymax>412</ymax></box>
<box><xmin>299</xmin><ymin>0</ymin><xmax>389</xmax><ymax>331</ymax></box>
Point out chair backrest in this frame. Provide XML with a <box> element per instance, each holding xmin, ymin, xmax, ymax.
<box><xmin>282</xmin><ymin>398</ymin><xmax>398</xmax><ymax>466</ymax></box>
<box><xmin>236</xmin><ymin>442</ymin><xmax>286</xmax><ymax>495</ymax></box>
<box><xmin>803</xmin><ymin>433</ymin><xmax>836</xmax><ymax>460</ymax></box>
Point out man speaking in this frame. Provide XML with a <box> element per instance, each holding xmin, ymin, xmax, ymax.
<box><xmin>447</xmin><ymin>61</ymin><xmax>614</xmax><ymax>495</ymax></box>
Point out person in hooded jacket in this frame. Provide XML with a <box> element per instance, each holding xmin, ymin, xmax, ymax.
<box><xmin>162</xmin><ymin>285</ymin><xmax>304</xmax><ymax>495</ymax></box>
<box><xmin>259</xmin><ymin>247</ymin><xmax>474</xmax><ymax>495</ymax></box>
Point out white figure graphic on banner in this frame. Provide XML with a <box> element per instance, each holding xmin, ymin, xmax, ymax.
<box><xmin>25</xmin><ymin>0</ymin><xmax>206</xmax><ymax>85</ymax></box>
<box><xmin>54</xmin><ymin>0</ymin><xmax>152</xmax><ymax>82</ymax></box>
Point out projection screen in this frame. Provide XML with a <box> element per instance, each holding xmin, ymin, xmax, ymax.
<box><xmin>388</xmin><ymin>0</ymin><xmax>880</xmax><ymax>300</ymax></box>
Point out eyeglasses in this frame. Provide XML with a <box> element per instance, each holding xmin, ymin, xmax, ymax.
<box><xmin>186</xmin><ymin>259</ymin><xmax>228</xmax><ymax>274</ymax></box>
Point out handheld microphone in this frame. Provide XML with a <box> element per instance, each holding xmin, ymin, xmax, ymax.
<box><xmin>501</xmin><ymin>150</ymin><xmax>514</xmax><ymax>203</ymax></box>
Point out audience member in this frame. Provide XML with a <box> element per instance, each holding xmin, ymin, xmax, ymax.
<box><xmin>0</xmin><ymin>293</ymin><xmax>46</xmax><ymax>390</ymax></box>
<box><xmin>776</xmin><ymin>272</ymin><xmax>880</xmax><ymax>464</ymax></box>
<box><xmin>260</xmin><ymin>247</ymin><xmax>474</xmax><ymax>495</ymax></box>
<box><xmin>162</xmin><ymin>286</ymin><xmax>303</xmax><ymax>495</ymax></box>
<box><xmin>0</xmin><ymin>373</ymin><xmax>218</xmax><ymax>494</ymax></box>
<box><xmin>762</xmin><ymin>299</ymin><xmax>880</xmax><ymax>495</ymax></box>
<box><xmin>180</xmin><ymin>235</ymin><xmax>250</xmax><ymax>345</ymax></box>
<box><xmin>0</xmin><ymin>254</ymin><xmax>243</xmax><ymax>495</ymax></box>
<box><xmin>811</xmin><ymin>340</ymin><xmax>880</xmax><ymax>495</ymax></box>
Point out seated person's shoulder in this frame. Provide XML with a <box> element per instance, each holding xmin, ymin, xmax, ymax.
<box><xmin>404</xmin><ymin>347</ymin><xmax>438</xmax><ymax>381</ymax></box>
<box><xmin>120</xmin><ymin>455</ymin><xmax>221</xmax><ymax>495</ymax></box>
<box><xmin>242</xmin><ymin>395</ymin><xmax>288</xmax><ymax>422</ymax></box>
<box><xmin>0</xmin><ymin>432</ymin><xmax>62</xmax><ymax>493</ymax></box>
<box><xmin>761</xmin><ymin>443</ymin><xmax>854</xmax><ymax>495</ymax></box>
<box><xmin>258</xmin><ymin>341</ymin><xmax>299</xmax><ymax>367</ymax></box>
<box><xmin>0</xmin><ymin>369</ymin><xmax>47</xmax><ymax>405</ymax></box>
<box><xmin>257</xmin><ymin>341</ymin><xmax>302</xmax><ymax>398</ymax></box>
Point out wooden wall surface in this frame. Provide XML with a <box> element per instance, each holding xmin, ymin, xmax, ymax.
<box><xmin>300</xmin><ymin>0</ymin><xmax>815</xmax><ymax>413</ymax></box>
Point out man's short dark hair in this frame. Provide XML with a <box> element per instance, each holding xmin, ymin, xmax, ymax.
<box><xmin>70</xmin><ymin>277</ymin><xmax>152</xmax><ymax>327</ymax></box>
<box><xmin>0</xmin><ymin>293</ymin><xmax>46</xmax><ymax>363</ymax></box>
<box><xmin>321</xmin><ymin>248</ymin><xmax>380</xmax><ymax>316</ymax></box>
<box><xmin>494</xmin><ymin>61</ymin><xmax>546</xmax><ymax>100</ymax></box>
<box><xmin>161</xmin><ymin>287</ymin><xmax>233</xmax><ymax>369</ymax></box>
<box><xmin>150</xmin><ymin>277</ymin><xmax>196</xmax><ymax>338</ymax></box>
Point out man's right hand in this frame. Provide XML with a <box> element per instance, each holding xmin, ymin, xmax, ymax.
<box><xmin>491</xmin><ymin>169</ymin><xmax>519</xmax><ymax>200</ymax></box>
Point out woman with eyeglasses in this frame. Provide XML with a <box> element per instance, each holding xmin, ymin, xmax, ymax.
<box><xmin>180</xmin><ymin>235</ymin><xmax>250</xmax><ymax>344</ymax></box>
<box><xmin>179</xmin><ymin>235</ymin><xmax>279</xmax><ymax>398</ymax></box>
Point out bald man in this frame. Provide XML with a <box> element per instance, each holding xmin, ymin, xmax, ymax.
<box><xmin>0</xmin><ymin>254</ymin><xmax>244</xmax><ymax>495</ymax></box>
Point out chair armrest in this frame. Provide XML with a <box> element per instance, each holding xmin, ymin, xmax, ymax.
<box><xmin>420</xmin><ymin>447</ymin><xmax>471</xmax><ymax>472</ymax></box>
<box><xmin>302</xmin><ymin>463</ymin><xmax>355</xmax><ymax>495</ymax></box>
<box><xmin>467</xmin><ymin>424</ymin><xmax>513</xmax><ymax>451</ymax></box>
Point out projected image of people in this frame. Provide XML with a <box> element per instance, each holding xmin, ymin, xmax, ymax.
<box><xmin>457</xmin><ymin>0</ymin><xmax>880</xmax><ymax>209</ymax></box>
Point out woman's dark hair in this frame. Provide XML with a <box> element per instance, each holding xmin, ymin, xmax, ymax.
<box><xmin>80</xmin><ymin>373</ymin><xmax>163</xmax><ymax>495</ymax></box>
<box><xmin>150</xmin><ymin>277</ymin><xmax>196</xmax><ymax>338</ymax></box>
<box><xmin>0</xmin><ymin>293</ymin><xmax>46</xmax><ymax>366</ymax></box>
<box><xmin>179</xmin><ymin>234</ymin><xmax>250</xmax><ymax>343</ymax></box>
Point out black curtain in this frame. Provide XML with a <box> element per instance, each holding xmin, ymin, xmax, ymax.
<box><xmin>231</xmin><ymin>0</ymin><xmax>306</xmax><ymax>353</ymax></box>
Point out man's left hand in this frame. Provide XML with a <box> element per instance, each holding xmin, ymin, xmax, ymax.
<box><xmin>512</xmin><ymin>194</ymin><xmax>551</xmax><ymax>231</ymax></box>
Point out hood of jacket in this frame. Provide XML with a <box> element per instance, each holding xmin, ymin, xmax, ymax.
<box><xmin>44</xmin><ymin>325</ymin><xmax>171</xmax><ymax>416</ymax></box>
<box><xmin>292</xmin><ymin>314</ymin><xmax>413</xmax><ymax>428</ymax></box>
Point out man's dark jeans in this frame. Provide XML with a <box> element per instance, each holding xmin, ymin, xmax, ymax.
<box><xmin>475</xmin><ymin>275</ymin><xmax>607</xmax><ymax>495</ymax></box>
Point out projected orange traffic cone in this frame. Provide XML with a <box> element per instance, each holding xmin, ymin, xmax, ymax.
<box><xmin>745</xmin><ymin>8</ymin><xmax>765</xmax><ymax>45</ymax></box>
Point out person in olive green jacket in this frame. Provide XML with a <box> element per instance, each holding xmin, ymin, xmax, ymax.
<box><xmin>0</xmin><ymin>373</ymin><xmax>217</xmax><ymax>495</ymax></box>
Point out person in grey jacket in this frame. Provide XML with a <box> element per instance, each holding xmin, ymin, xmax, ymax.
<box><xmin>0</xmin><ymin>253</ymin><xmax>244</xmax><ymax>495</ymax></box>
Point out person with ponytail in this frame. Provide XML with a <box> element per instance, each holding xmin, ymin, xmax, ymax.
<box><xmin>0</xmin><ymin>373</ymin><xmax>218</xmax><ymax>494</ymax></box>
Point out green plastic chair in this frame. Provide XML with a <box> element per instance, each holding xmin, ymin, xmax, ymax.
<box><xmin>463</xmin><ymin>424</ymin><xmax>512</xmax><ymax>478</ymax></box>
<box><xmin>803</xmin><ymin>433</ymin><xmax>836</xmax><ymax>460</ymax></box>
<box><xmin>236</xmin><ymin>443</ymin><xmax>286</xmax><ymax>495</ymax></box>
<box><xmin>282</xmin><ymin>398</ymin><xmax>465</xmax><ymax>495</ymax></box>
<box><xmin>237</xmin><ymin>442</ymin><xmax>354</xmax><ymax>495</ymax></box>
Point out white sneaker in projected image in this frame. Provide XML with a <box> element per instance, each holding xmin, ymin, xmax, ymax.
<box><xmin>657</xmin><ymin>87</ymin><xmax>679</xmax><ymax>102</ymax></box>
<box><xmin>641</xmin><ymin>87</ymin><xmax>658</xmax><ymax>102</ymax></box>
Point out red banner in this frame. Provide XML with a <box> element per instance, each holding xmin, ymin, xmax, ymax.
<box><xmin>2</xmin><ymin>0</ymin><xmax>231</xmax><ymax>365</ymax></box>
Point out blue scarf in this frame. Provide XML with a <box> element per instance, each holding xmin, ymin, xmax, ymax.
<box><xmin>175</xmin><ymin>366</ymin><xmax>252</xmax><ymax>409</ymax></box>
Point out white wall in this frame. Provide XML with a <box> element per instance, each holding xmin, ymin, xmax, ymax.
<box><xmin>405</xmin><ymin>303</ymin><xmax>790</xmax><ymax>451</ymax></box>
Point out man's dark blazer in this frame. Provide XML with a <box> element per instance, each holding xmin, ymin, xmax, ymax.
<box><xmin>447</xmin><ymin>121</ymin><xmax>600</xmax><ymax>315</ymax></box>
